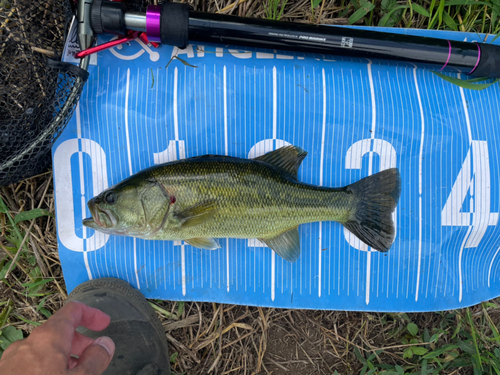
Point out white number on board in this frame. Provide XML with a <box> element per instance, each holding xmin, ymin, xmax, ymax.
<box><xmin>344</xmin><ymin>139</ymin><xmax>397</xmax><ymax>251</ymax></box>
<box><xmin>247</xmin><ymin>139</ymin><xmax>292</xmax><ymax>247</ymax></box>
<box><xmin>53</xmin><ymin>138</ymin><xmax>109</xmax><ymax>252</ymax></box>
<box><xmin>154</xmin><ymin>140</ymin><xmax>185</xmax><ymax>165</ymax></box>
<box><xmin>441</xmin><ymin>140</ymin><xmax>498</xmax><ymax>248</ymax></box>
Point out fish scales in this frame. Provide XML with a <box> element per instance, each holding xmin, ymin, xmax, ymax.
<box><xmin>84</xmin><ymin>146</ymin><xmax>401</xmax><ymax>262</ymax></box>
<box><xmin>146</xmin><ymin>157</ymin><xmax>353</xmax><ymax>240</ymax></box>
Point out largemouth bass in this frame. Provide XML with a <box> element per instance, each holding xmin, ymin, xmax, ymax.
<box><xmin>83</xmin><ymin>146</ymin><xmax>401</xmax><ymax>262</ymax></box>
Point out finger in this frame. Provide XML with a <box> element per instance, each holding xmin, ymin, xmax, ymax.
<box><xmin>36</xmin><ymin>301</ymin><xmax>110</xmax><ymax>339</ymax></box>
<box><xmin>69</xmin><ymin>355</ymin><xmax>79</xmax><ymax>370</ymax></box>
<box><xmin>29</xmin><ymin>301</ymin><xmax>111</xmax><ymax>357</ymax></box>
<box><xmin>1</xmin><ymin>338</ymin><xmax>24</xmax><ymax>359</ymax></box>
<box><xmin>71</xmin><ymin>336</ymin><xmax>115</xmax><ymax>375</ymax></box>
<box><xmin>70</xmin><ymin>332</ymin><xmax>95</xmax><ymax>357</ymax></box>
<box><xmin>58</xmin><ymin>301</ymin><xmax>111</xmax><ymax>331</ymax></box>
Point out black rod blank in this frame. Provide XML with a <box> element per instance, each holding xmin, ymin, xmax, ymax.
<box><xmin>91</xmin><ymin>0</ymin><xmax>500</xmax><ymax>79</ymax></box>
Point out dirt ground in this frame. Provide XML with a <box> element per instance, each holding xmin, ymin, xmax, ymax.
<box><xmin>3</xmin><ymin>174</ymin><xmax>495</xmax><ymax>375</ymax></box>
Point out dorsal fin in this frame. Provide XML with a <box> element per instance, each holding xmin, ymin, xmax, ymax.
<box><xmin>188</xmin><ymin>154</ymin><xmax>219</xmax><ymax>159</ymax></box>
<box><xmin>254</xmin><ymin>146</ymin><xmax>307</xmax><ymax>178</ymax></box>
<box><xmin>188</xmin><ymin>154</ymin><xmax>238</xmax><ymax>160</ymax></box>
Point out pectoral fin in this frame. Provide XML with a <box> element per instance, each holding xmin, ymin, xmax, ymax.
<box><xmin>259</xmin><ymin>226</ymin><xmax>300</xmax><ymax>263</ymax></box>
<box><xmin>185</xmin><ymin>237</ymin><xmax>221</xmax><ymax>250</ymax></box>
<box><xmin>174</xmin><ymin>201</ymin><xmax>218</xmax><ymax>228</ymax></box>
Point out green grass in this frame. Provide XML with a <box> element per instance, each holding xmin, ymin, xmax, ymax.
<box><xmin>266</xmin><ymin>0</ymin><xmax>289</xmax><ymax>20</ymax></box>
<box><xmin>337</xmin><ymin>0</ymin><xmax>499</xmax><ymax>34</ymax></box>
<box><xmin>266</xmin><ymin>0</ymin><xmax>499</xmax><ymax>34</ymax></box>
<box><xmin>353</xmin><ymin>305</ymin><xmax>500</xmax><ymax>374</ymax></box>
<box><xmin>265</xmin><ymin>0</ymin><xmax>500</xmax><ymax>90</ymax></box>
<box><xmin>0</xmin><ymin>195</ymin><xmax>54</xmax><ymax>359</ymax></box>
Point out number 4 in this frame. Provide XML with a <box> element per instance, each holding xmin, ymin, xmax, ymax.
<box><xmin>441</xmin><ymin>141</ymin><xmax>499</xmax><ymax>248</ymax></box>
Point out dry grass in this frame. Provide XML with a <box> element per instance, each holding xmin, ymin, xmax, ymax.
<box><xmin>192</xmin><ymin>0</ymin><xmax>354</xmax><ymax>25</ymax></box>
<box><xmin>4</xmin><ymin>151</ymin><xmax>500</xmax><ymax>374</ymax></box>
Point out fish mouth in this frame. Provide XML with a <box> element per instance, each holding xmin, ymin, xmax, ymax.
<box><xmin>83</xmin><ymin>200</ymin><xmax>116</xmax><ymax>229</ymax></box>
<box><xmin>82</xmin><ymin>216</ymin><xmax>99</xmax><ymax>229</ymax></box>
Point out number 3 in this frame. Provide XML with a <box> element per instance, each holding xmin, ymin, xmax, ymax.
<box><xmin>344</xmin><ymin>138</ymin><xmax>397</xmax><ymax>251</ymax></box>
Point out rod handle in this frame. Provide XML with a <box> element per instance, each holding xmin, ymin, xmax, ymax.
<box><xmin>91</xmin><ymin>0</ymin><xmax>127</xmax><ymax>35</ymax></box>
<box><xmin>160</xmin><ymin>2</ymin><xmax>189</xmax><ymax>48</ymax></box>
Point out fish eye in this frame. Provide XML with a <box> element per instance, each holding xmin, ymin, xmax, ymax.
<box><xmin>104</xmin><ymin>191</ymin><xmax>116</xmax><ymax>205</ymax></box>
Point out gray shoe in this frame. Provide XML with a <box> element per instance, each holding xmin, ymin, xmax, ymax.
<box><xmin>67</xmin><ymin>277</ymin><xmax>171</xmax><ymax>375</ymax></box>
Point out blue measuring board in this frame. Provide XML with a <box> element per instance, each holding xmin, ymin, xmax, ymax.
<box><xmin>53</xmin><ymin>25</ymin><xmax>500</xmax><ymax>312</ymax></box>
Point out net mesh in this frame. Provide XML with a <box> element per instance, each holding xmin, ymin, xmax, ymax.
<box><xmin>0</xmin><ymin>0</ymin><xmax>163</xmax><ymax>186</ymax></box>
<box><xmin>0</xmin><ymin>0</ymin><xmax>87</xmax><ymax>186</ymax></box>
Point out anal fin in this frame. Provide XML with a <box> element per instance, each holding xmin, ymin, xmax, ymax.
<box><xmin>185</xmin><ymin>237</ymin><xmax>220</xmax><ymax>250</ymax></box>
<box><xmin>259</xmin><ymin>227</ymin><xmax>301</xmax><ymax>263</ymax></box>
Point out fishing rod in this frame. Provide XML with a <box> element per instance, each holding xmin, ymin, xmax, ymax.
<box><xmin>77</xmin><ymin>0</ymin><xmax>500</xmax><ymax>79</ymax></box>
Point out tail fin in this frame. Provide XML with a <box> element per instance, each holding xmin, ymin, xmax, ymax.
<box><xmin>343</xmin><ymin>168</ymin><xmax>401</xmax><ymax>252</ymax></box>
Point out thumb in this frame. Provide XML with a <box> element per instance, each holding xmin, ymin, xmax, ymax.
<box><xmin>71</xmin><ymin>336</ymin><xmax>115</xmax><ymax>375</ymax></box>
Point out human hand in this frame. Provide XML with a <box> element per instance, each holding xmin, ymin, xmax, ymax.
<box><xmin>0</xmin><ymin>301</ymin><xmax>115</xmax><ymax>375</ymax></box>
